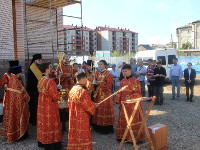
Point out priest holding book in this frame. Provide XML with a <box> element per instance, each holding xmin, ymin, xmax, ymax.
<box><xmin>26</xmin><ymin>54</ymin><xmax>42</xmax><ymax>126</ymax></box>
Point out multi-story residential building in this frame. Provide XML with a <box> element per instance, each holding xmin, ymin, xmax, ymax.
<box><xmin>193</xmin><ymin>20</ymin><xmax>200</xmax><ymax>49</ymax></box>
<box><xmin>63</xmin><ymin>25</ymin><xmax>97</xmax><ymax>56</ymax></box>
<box><xmin>95</xmin><ymin>26</ymin><xmax>138</xmax><ymax>53</ymax></box>
<box><xmin>176</xmin><ymin>20</ymin><xmax>200</xmax><ymax>49</ymax></box>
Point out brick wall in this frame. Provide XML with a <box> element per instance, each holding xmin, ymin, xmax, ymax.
<box><xmin>0</xmin><ymin>0</ymin><xmax>64</xmax><ymax>61</ymax></box>
<box><xmin>0</xmin><ymin>0</ymin><xmax>15</xmax><ymax>59</ymax></box>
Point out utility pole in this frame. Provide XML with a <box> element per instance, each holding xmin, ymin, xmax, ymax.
<box><xmin>171</xmin><ymin>34</ymin><xmax>173</xmax><ymax>48</ymax></box>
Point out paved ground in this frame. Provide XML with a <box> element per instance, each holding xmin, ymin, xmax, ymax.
<box><xmin>1</xmin><ymin>85</ymin><xmax>200</xmax><ymax>150</ymax></box>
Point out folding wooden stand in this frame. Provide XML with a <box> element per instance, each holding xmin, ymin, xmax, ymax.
<box><xmin>118</xmin><ymin>97</ymin><xmax>156</xmax><ymax>150</ymax></box>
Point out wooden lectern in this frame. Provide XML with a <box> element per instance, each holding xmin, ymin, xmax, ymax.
<box><xmin>118</xmin><ymin>96</ymin><xmax>156</xmax><ymax>150</ymax></box>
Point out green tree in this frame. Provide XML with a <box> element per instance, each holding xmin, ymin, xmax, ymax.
<box><xmin>111</xmin><ymin>51</ymin><xmax>136</xmax><ymax>57</ymax></box>
<box><xmin>181</xmin><ymin>42</ymin><xmax>192</xmax><ymax>49</ymax></box>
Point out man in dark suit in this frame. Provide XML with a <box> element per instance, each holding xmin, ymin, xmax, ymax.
<box><xmin>184</xmin><ymin>62</ymin><xmax>196</xmax><ymax>102</ymax></box>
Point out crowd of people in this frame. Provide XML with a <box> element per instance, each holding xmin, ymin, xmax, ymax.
<box><xmin>110</xmin><ymin>57</ymin><xmax>196</xmax><ymax>105</ymax></box>
<box><xmin>0</xmin><ymin>54</ymin><xmax>197</xmax><ymax>150</ymax></box>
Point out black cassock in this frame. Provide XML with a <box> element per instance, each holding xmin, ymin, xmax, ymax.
<box><xmin>26</xmin><ymin>68</ymin><xmax>39</xmax><ymax>126</ymax></box>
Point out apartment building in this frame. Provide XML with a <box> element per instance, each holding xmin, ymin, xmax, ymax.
<box><xmin>63</xmin><ymin>25</ymin><xmax>97</xmax><ymax>56</ymax></box>
<box><xmin>95</xmin><ymin>26</ymin><xmax>138</xmax><ymax>53</ymax></box>
<box><xmin>176</xmin><ymin>20</ymin><xmax>200</xmax><ymax>49</ymax></box>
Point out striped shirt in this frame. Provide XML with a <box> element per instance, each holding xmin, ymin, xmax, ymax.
<box><xmin>146</xmin><ymin>65</ymin><xmax>156</xmax><ymax>82</ymax></box>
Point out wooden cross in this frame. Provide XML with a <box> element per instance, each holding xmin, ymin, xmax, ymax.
<box><xmin>118</xmin><ymin>96</ymin><xmax>156</xmax><ymax>150</ymax></box>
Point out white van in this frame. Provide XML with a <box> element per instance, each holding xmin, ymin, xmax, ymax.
<box><xmin>135</xmin><ymin>49</ymin><xmax>177</xmax><ymax>79</ymax></box>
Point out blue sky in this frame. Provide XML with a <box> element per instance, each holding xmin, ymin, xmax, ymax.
<box><xmin>63</xmin><ymin>0</ymin><xmax>200</xmax><ymax>44</ymax></box>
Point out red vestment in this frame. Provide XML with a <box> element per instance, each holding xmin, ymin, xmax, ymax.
<box><xmin>82</xmin><ymin>65</ymin><xmax>87</xmax><ymax>72</ymax></box>
<box><xmin>1</xmin><ymin>74</ymin><xmax>30</xmax><ymax>143</ymax></box>
<box><xmin>0</xmin><ymin>73</ymin><xmax>10</xmax><ymax>89</ymax></box>
<box><xmin>86</xmin><ymin>72</ymin><xmax>94</xmax><ymax>95</ymax></box>
<box><xmin>50</xmin><ymin>70</ymin><xmax>57</xmax><ymax>82</ymax></box>
<box><xmin>37</xmin><ymin>76</ymin><xmax>61</xmax><ymax>144</ymax></box>
<box><xmin>57</xmin><ymin>64</ymin><xmax>73</xmax><ymax>91</ymax></box>
<box><xmin>91</xmin><ymin>70</ymin><xmax>115</xmax><ymax>126</ymax></box>
<box><xmin>70</xmin><ymin>69</ymin><xmax>78</xmax><ymax>88</ymax></box>
<box><xmin>114</xmin><ymin>76</ymin><xmax>145</xmax><ymax>142</ymax></box>
<box><xmin>67</xmin><ymin>85</ymin><xmax>95</xmax><ymax>150</ymax></box>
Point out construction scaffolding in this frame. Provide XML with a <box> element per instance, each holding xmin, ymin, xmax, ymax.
<box><xmin>24</xmin><ymin>0</ymin><xmax>83</xmax><ymax>62</ymax></box>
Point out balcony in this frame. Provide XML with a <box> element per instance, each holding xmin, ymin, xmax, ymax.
<box><xmin>123</xmin><ymin>38</ymin><xmax>127</xmax><ymax>41</ymax></box>
<box><xmin>76</xmin><ymin>37</ymin><xmax>81</xmax><ymax>41</ymax></box>
<box><xmin>76</xmin><ymin>46</ymin><xmax>82</xmax><ymax>50</ymax></box>
<box><xmin>89</xmin><ymin>38</ymin><xmax>93</xmax><ymax>41</ymax></box>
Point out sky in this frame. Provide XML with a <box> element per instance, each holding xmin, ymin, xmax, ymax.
<box><xmin>63</xmin><ymin>0</ymin><xmax>200</xmax><ymax>44</ymax></box>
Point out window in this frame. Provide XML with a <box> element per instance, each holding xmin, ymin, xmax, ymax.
<box><xmin>188</xmin><ymin>30</ymin><xmax>191</xmax><ymax>34</ymax></box>
<box><xmin>157</xmin><ymin>56</ymin><xmax>166</xmax><ymax>65</ymax></box>
<box><xmin>143</xmin><ymin>57</ymin><xmax>153</xmax><ymax>66</ymax></box>
<box><xmin>168</xmin><ymin>55</ymin><xmax>176</xmax><ymax>64</ymax></box>
<box><xmin>137</xmin><ymin>57</ymin><xmax>142</xmax><ymax>62</ymax></box>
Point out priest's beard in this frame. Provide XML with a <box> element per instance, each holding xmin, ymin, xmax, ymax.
<box><xmin>18</xmin><ymin>76</ymin><xmax>22</xmax><ymax>80</ymax></box>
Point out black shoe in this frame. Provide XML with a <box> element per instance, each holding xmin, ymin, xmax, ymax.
<box><xmin>38</xmin><ymin>141</ymin><xmax>44</xmax><ymax>147</ymax></box>
<box><xmin>170</xmin><ymin>97</ymin><xmax>175</xmax><ymax>100</ymax></box>
<box><xmin>190</xmin><ymin>100</ymin><xmax>193</xmax><ymax>102</ymax></box>
<box><xmin>186</xmin><ymin>99</ymin><xmax>189</xmax><ymax>102</ymax></box>
<box><xmin>17</xmin><ymin>131</ymin><xmax>29</xmax><ymax>141</ymax></box>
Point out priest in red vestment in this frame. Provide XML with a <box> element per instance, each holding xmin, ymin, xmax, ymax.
<box><xmin>37</xmin><ymin>62</ymin><xmax>62</xmax><ymax>150</ymax></box>
<box><xmin>1</xmin><ymin>66</ymin><xmax>30</xmax><ymax>143</ymax></box>
<box><xmin>67</xmin><ymin>72</ymin><xmax>98</xmax><ymax>150</ymax></box>
<box><xmin>85</xmin><ymin>60</ymin><xmax>94</xmax><ymax>96</ymax></box>
<box><xmin>57</xmin><ymin>55</ymin><xmax>73</xmax><ymax>91</ymax></box>
<box><xmin>91</xmin><ymin>60</ymin><xmax>115</xmax><ymax>134</ymax></box>
<box><xmin>70</xmin><ymin>63</ymin><xmax>79</xmax><ymax>87</ymax></box>
<box><xmin>114</xmin><ymin>64</ymin><xmax>145</xmax><ymax>142</ymax></box>
<box><xmin>0</xmin><ymin>60</ymin><xmax>19</xmax><ymax>90</ymax></box>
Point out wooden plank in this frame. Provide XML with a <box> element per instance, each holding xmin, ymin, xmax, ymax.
<box><xmin>27</xmin><ymin>0</ymin><xmax>80</xmax><ymax>8</ymax></box>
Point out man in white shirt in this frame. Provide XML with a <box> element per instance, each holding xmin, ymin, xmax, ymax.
<box><xmin>136</xmin><ymin>61</ymin><xmax>146</xmax><ymax>97</ymax></box>
<box><xmin>110</xmin><ymin>64</ymin><xmax>118</xmax><ymax>92</ymax></box>
<box><xmin>169</xmin><ymin>58</ymin><xmax>183</xmax><ymax>100</ymax></box>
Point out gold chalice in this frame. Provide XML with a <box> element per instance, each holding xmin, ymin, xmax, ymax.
<box><xmin>58</xmin><ymin>89</ymin><xmax>68</xmax><ymax>109</ymax></box>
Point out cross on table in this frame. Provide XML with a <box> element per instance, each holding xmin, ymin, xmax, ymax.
<box><xmin>118</xmin><ymin>96</ymin><xmax>156</xmax><ymax>150</ymax></box>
